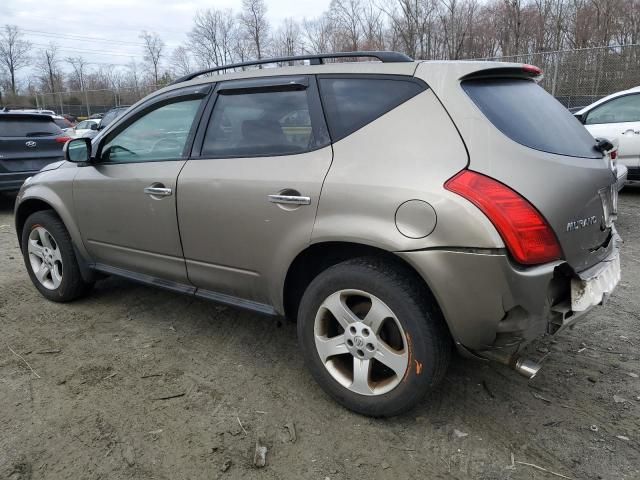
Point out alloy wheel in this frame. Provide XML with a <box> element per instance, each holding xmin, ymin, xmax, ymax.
<box><xmin>313</xmin><ymin>289</ymin><xmax>409</xmax><ymax>396</ymax></box>
<box><xmin>28</xmin><ymin>226</ymin><xmax>63</xmax><ymax>290</ymax></box>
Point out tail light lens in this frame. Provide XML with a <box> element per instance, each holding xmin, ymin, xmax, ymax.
<box><xmin>55</xmin><ymin>136</ymin><xmax>72</xmax><ymax>143</ymax></box>
<box><xmin>445</xmin><ymin>170</ymin><xmax>562</xmax><ymax>265</ymax></box>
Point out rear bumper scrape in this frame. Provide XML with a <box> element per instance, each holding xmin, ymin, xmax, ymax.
<box><xmin>398</xmin><ymin>234</ymin><xmax>621</xmax><ymax>356</ymax></box>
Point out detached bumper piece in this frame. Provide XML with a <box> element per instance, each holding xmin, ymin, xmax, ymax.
<box><xmin>571</xmin><ymin>252</ymin><xmax>621</xmax><ymax>312</ymax></box>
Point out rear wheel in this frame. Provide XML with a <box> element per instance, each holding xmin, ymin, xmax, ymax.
<box><xmin>297</xmin><ymin>257</ymin><xmax>451</xmax><ymax>417</ymax></box>
<box><xmin>21</xmin><ymin>210</ymin><xmax>93</xmax><ymax>302</ymax></box>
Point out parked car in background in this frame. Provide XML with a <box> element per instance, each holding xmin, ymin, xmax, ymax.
<box><xmin>52</xmin><ymin>115</ymin><xmax>74</xmax><ymax>131</ymax></box>
<box><xmin>575</xmin><ymin>86</ymin><xmax>640</xmax><ymax>185</ymax></box>
<box><xmin>14</xmin><ymin>53</ymin><xmax>621</xmax><ymax>416</ymax></box>
<box><xmin>69</xmin><ymin>119</ymin><xmax>100</xmax><ymax>138</ymax></box>
<box><xmin>0</xmin><ymin>112</ymin><xmax>70</xmax><ymax>191</ymax></box>
<box><xmin>98</xmin><ymin>106</ymin><xmax>130</xmax><ymax>131</ymax></box>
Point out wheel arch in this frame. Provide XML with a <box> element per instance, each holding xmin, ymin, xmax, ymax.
<box><xmin>282</xmin><ymin>241</ymin><xmax>447</xmax><ymax>327</ymax></box>
<box><xmin>15</xmin><ymin>198</ymin><xmax>60</xmax><ymax>251</ymax></box>
<box><xmin>15</xmin><ymin>194</ymin><xmax>96</xmax><ymax>282</ymax></box>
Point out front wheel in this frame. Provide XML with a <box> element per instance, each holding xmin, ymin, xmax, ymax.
<box><xmin>297</xmin><ymin>257</ymin><xmax>451</xmax><ymax>417</ymax></box>
<box><xmin>21</xmin><ymin>210</ymin><xmax>93</xmax><ymax>302</ymax></box>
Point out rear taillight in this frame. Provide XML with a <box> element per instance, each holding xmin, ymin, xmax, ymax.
<box><xmin>610</xmin><ymin>150</ymin><xmax>617</xmax><ymax>160</ymax></box>
<box><xmin>445</xmin><ymin>170</ymin><xmax>562</xmax><ymax>265</ymax></box>
<box><xmin>55</xmin><ymin>136</ymin><xmax>71</xmax><ymax>143</ymax></box>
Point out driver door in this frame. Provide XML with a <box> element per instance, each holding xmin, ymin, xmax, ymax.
<box><xmin>73</xmin><ymin>85</ymin><xmax>210</xmax><ymax>283</ymax></box>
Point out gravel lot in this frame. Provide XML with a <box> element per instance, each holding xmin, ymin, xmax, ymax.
<box><xmin>1</xmin><ymin>189</ymin><xmax>639</xmax><ymax>480</ymax></box>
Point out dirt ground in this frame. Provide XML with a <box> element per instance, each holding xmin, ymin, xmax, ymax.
<box><xmin>0</xmin><ymin>189</ymin><xmax>638</xmax><ymax>480</ymax></box>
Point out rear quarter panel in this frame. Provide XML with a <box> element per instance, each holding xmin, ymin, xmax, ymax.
<box><xmin>312</xmin><ymin>88</ymin><xmax>503</xmax><ymax>252</ymax></box>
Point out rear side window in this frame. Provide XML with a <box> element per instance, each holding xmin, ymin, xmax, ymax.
<box><xmin>0</xmin><ymin>118</ymin><xmax>62</xmax><ymax>137</ymax></box>
<box><xmin>318</xmin><ymin>77</ymin><xmax>425</xmax><ymax>141</ymax></box>
<box><xmin>462</xmin><ymin>78</ymin><xmax>600</xmax><ymax>159</ymax></box>
<box><xmin>202</xmin><ymin>89</ymin><xmax>316</xmax><ymax>157</ymax></box>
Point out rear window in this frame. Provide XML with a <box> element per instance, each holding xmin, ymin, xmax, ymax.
<box><xmin>0</xmin><ymin>117</ymin><xmax>62</xmax><ymax>137</ymax></box>
<box><xmin>462</xmin><ymin>78</ymin><xmax>601</xmax><ymax>159</ymax></box>
<box><xmin>319</xmin><ymin>77</ymin><xmax>425</xmax><ymax>142</ymax></box>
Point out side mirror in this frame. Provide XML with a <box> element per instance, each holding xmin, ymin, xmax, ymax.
<box><xmin>574</xmin><ymin>113</ymin><xmax>585</xmax><ymax>124</ymax></box>
<box><xmin>90</xmin><ymin>123</ymin><xmax>98</xmax><ymax>130</ymax></box>
<box><xmin>64</xmin><ymin>137</ymin><xmax>92</xmax><ymax>163</ymax></box>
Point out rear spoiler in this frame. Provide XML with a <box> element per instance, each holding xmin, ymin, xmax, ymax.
<box><xmin>460</xmin><ymin>64</ymin><xmax>544</xmax><ymax>83</ymax></box>
<box><xmin>0</xmin><ymin>112</ymin><xmax>55</xmax><ymax>121</ymax></box>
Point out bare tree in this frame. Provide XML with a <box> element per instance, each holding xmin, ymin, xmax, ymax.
<box><xmin>66</xmin><ymin>56</ymin><xmax>91</xmax><ymax>115</ymax></box>
<box><xmin>302</xmin><ymin>16</ymin><xmax>335</xmax><ymax>53</ymax></box>
<box><xmin>239</xmin><ymin>0</ymin><xmax>269</xmax><ymax>59</ymax></box>
<box><xmin>171</xmin><ymin>46</ymin><xmax>193</xmax><ymax>76</ymax></box>
<box><xmin>140</xmin><ymin>31</ymin><xmax>164</xmax><ymax>85</ymax></box>
<box><xmin>0</xmin><ymin>25</ymin><xmax>31</xmax><ymax>95</ymax></box>
<box><xmin>188</xmin><ymin>9</ymin><xmax>237</xmax><ymax>67</ymax></box>
<box><xmin>329</xmin><ymin>0</ymin><xmax>364</xmax><ymax>51</ymax></box>
<box><xmin>274</xmin><ymin>18</ymin><xmax>302</xmax><ymax>57</ymax></box>
<box><xmin>36</xmin><ymin>42</ymin><xmax>61</xmax><ymax>93</ymax></box>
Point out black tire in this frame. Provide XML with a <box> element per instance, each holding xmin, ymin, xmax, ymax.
<box><xmin>297</xmin><ymin>257</ymin><xmax>451</xmax><ymax>417</ymax></box>
<box><xmin>21</xmin><ymin>210</ymin><xmax>93</xmax><ymax>302</ymax></box>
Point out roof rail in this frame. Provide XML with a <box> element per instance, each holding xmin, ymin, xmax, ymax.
<box><xmin>169</xmin><ymin>51</ymin><xmax>414</xmax><ymax>85</ymax></box>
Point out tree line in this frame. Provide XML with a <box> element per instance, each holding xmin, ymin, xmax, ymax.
<box><xmin>1</xmin><ymin>0</ymin><xmax>639</xmax><ymax>106</ymax></box>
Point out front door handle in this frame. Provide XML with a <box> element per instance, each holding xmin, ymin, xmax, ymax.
<box><xmin>268</xmin><ymin>194</ymin><xmax>311</xmax><ymax>205</ymax></box>
<box><xmin>144</xmin><ymin>186</ymin><xmax>172</xmax><ymax>197</ymax></box>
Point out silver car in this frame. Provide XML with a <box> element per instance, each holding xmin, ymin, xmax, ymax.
<box><xmin>14</xmin><ymin>52</ymin><xmax>621</xmax><ymax>417</ymax></box>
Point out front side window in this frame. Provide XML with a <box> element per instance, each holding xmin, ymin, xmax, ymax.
<box><xmin>101</xmin><ymin>99</ymin><xmax>202</xmax><ymax>163</ymax></box>
<box><xmin>585</xmin><ymin>94</ymin><xmax>640</xmax><ymax>125</ymax></box>
<box><xmin>202</xmin><ymin>89</ymin><xmax>315</xmax><ymax>157</ymax></box>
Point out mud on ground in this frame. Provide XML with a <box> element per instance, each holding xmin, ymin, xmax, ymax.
<box><xmin>1</xmin><ymin>190</ymin><xmax>639</xmax><ymax>480</ymax></box>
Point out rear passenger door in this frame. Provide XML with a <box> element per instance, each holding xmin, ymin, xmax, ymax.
<box><xmin>177</xmin><ymin>76</ymin><xmax>332</xmax><ymax>309</ymax></box>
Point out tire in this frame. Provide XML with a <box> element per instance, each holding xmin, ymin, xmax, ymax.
<box><xmin>21</xmin><ymin>210</ymin><xmax>93</xmax><ymax>302</ymax></box>
<box><xmin>297</xmin><ymin>257</ymin><xmax>451</xmax><ymax>417</ymax></box>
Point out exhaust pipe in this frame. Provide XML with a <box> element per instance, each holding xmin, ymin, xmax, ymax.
<box><xmin>514</xmin><ymin>357</ymin><xmax>542</xmax><ymax>379</ymax></box>
<box><xmin>478</xmin><ymin>350</ymin><xmax>543</xmax><ymax>380</ymax></box>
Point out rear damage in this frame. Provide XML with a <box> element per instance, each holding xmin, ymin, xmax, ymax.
<box><xmin>412</xmin><ymin>61</ymin><xmax>622</xmax><ymax>366</ymax></box>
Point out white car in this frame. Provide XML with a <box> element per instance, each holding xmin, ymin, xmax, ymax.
<box><xmin>70</xmin><ymin>119</ymin><xmax>100</xmax><ymax>138</ymax></box>
<box><xmin>576</xmin><ymin>86</ymin><xmax>640</xmax><ymax>186</ymax></box>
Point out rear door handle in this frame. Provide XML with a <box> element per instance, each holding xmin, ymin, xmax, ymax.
<box><xmin>144</xmin><ymin>186</ymin><xmax>173</xmax><ymax>197</ymax></box>
<box><xmin>268</xmin><ymin>194</ymin><xmax>311</xmax><ymax>205</ymax></box>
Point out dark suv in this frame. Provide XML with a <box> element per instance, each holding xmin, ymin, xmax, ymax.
<box><xmin>0</xmin><ymin>113</ymin><xmax>70</xmax><ymax>191</ymax></box>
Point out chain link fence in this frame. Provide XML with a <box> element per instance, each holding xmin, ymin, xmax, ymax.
<box><xmin>482</xmin><ymin>44</ymin><xmax>640</xmax><ymax>109</ymax></box>
<box><xmin>34</xmin><ymin>85</ymin><xmax>162</xmax><ymax>119</ymax></box>
<box><xmin>25</xmin><ymin>44</ymin><xmax>640</xmax><ymax>118</ymax></box>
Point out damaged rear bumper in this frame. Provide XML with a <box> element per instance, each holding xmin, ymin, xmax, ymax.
<box><xmin>397</xmin><ymin>232</ymin><xmax>622</xmax><ymax>356</ymax></box>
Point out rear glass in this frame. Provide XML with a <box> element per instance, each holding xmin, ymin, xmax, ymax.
<box><xmin>0</xmin><ymin>118</ymin><xmax>62</xmax><ymax>137</ymax></box>
<box><xmin>319</xmin><ymin>77</ymin><xmax>425</xmax><ymax>142</ymax></box>
<box><xmin>462</xmin><ymin>78</ymin><xmax>601</xmax><ymax>159</ymax></box>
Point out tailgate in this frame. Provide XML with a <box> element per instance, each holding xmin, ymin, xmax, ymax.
<box><xmin>461</xmin><ymin>77</ymin><xmax>617</xmax><ymax>272</ymax></box>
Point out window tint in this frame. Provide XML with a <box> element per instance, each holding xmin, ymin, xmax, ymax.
<box><xmin>585</xmin><ymin>94</ymin><xmax>640</xmax><ymax>125</ymax></box>
<box><xmin>202</xmin><ymin>89</ymin><xmax>314</xmax><ymax>157</ymax></box>
<box><xmin>101</xmin><ymin>99</ymin><xmax>202</xmax><ymax>163</ymax></box>
<box><xmin>462</xmin><ymin>78</ymin><xmax>600</xmax><ymax>159</ymax></box>
<box><xmin>318</xmin><ymin>77</ymin><xmax>424</xmax><ymax>141</ymax></box>
<box><xmin>0</xmin><ymin>118</ymin><xmax>62</xmax><ymax>137</ymax></box>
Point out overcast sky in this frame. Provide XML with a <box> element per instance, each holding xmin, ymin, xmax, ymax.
<box><xmin>2</xmin><ymin>0</ymin><xmax>329</xmax><ymax>77</ymax></box>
